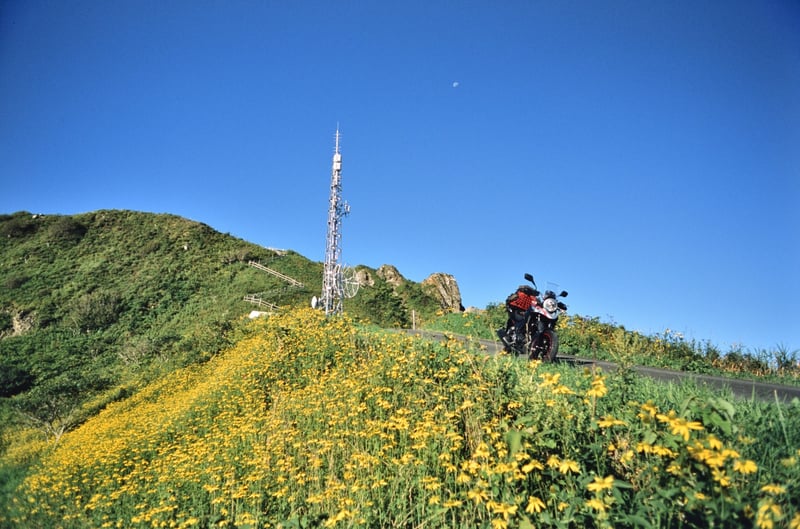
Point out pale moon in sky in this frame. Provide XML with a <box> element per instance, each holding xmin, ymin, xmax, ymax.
<box><xmin>452</xmin><ymin>81</ymin><xmax>459</xmax><ymax>88</ymax></box>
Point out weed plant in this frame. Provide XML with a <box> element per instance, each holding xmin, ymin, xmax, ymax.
<box><xmin>3</xmin><ymin>308</ymin><xmax>798</xmax><ymax>528</ymax></box>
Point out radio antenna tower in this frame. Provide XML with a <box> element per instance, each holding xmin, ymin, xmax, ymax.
<box><xmin>318</xmin><ymin>127</ymin><xmax>350</xmax><ymax>315</ymax></box>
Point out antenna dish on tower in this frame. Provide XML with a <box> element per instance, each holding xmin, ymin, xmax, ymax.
<box><xmin>340</xmin><ymin>264</ymin><xmax>360</xmax><ymax>299</ymax></box>
<box><xmin>318</xmin><ymin>126</ymin><xmax>354</xmax><ymax>315</ymax></box>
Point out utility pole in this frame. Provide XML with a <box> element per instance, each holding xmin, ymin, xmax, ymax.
<box><xmin>318</xmin><ymin>127</ymin><xmax>349</xmax><ymax>315</ymax></box>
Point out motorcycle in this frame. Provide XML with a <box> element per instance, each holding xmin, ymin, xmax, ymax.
<box><xmin>497</xmin><ymin>273</ymin><xmax>568</xmax><ymax>362</ymax></box>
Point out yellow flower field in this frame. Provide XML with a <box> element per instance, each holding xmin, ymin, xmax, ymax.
<box><xmin>4</xmin><ymin>308</ymin><xmax>798</xmax><ymax>528</ymax></box>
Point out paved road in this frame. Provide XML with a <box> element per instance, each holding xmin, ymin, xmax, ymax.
<box><xmin>403</xmin><ymin>330</ymin><xmax>800</xmax><ymax>403</ymax></box>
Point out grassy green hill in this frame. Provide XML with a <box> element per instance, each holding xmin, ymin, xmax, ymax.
<box><xmin>2</xmin><ymin>209</ymin><xmax>797</xmax><ymax>448</ymax></box>
<box><xmin>1</xmin><ymin>209</ymin><xmax>799</xmax><ymax>528</ymax></box>
<box><xmin>0</xmin><ymin>210</ymin><xmax>442</xmax><ymax>456</ymax></box>
<box><xmin>3</xmin><ymin>309</ymin><xmax>798</xmax><ymax>528</ymax></box>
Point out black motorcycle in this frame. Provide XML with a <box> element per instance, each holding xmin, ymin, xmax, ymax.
<box><xmin>497</xmin><ymin>273</ymin><xmax>568</xmax><ymax>362</ymax></box>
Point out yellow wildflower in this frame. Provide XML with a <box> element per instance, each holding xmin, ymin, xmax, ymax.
<box><xmin>656</xmin><ymin>410</ymin><xmax>676</xmax><ymax>424</ymax></box>
<box><xmin>487</xmin><ymin>501</ymin><xmax>518</xmax><ymax>520</ymax></box>
<box><xmin>558</xmin><ymin>458</ymin><xmax>580</xmax><ymax>475</ymax></box>
<box><xmin>525</xmin><ymin>496</ymin><xmax>546</xmax><ymax>514</ymax></box>
<box><xmin>652</xmin><ymin>445</ymin><xmax>677</xmax><ymax>458</ymax></box>
<box><xmin>491</xmin><ymin>518</ymin><xmax>508</xmax><ymax>529</ymax></box>
<box><xmin>704</xmin><ymin>451</ymin><xmax>727</xmax><ymax>469</ymax></box>
<box><xmin>456</xmin><ymin>473</ymin><xmax>471</xmax><ymax>484</ymax></box>
<box><xmin>586</xmin><ymin>375</ymin><xmax>608</xmax><ymax>398</ymax></box>
<box><xmin>323</xmin><ymin>509</ymin><xmax>353</xmax><ymax>528</ymax></box>
<box><xmin>712</xmin><ymin>469</ymin><xmax>731</xmax><ymax>487</ymax></box>
<box><xmin>539</xmin><ymin>372</ymin><xmax>561</xmax><ymax>386</ymax></box>
<box><xmin>760</xmin><ymin>484</ymin><xmax>786</xmax><ymax>495</ymax></box>
<box><xmin>467</xmin><ymin>488</ymin><xmax>488</xmax><ymax>504</ymax></box>
<box><xmin>638</xmin><ymin>402</ymin><xmax>658</xmax><ymax>420</ymax></box>
<box><xmin>722</xmin><ymin>448</ymin><xmax>740</xmax><ymax>459</ymax></box>
<box><xmin>666</xmin><ymin>463</ymin><xmax>682</xmax><ymax>475</ymax></box>
<box><xmin>585</xmin><ymin>498</ymin><xmax>606</xmax><ymax>511</ymax></box>
<box><xmin>474</xmin><ymin>443</ymin><xmax>491</xmax><ymax>459</ymax></box>
<box><xmin>553</xmin><ymin>384</ymin><xmax>576</xmax><ymax>395</ymax></box>
<box><xmin>668</xmin><ymin>417</ymin><xmax>704</xmax><ymax>441</ymax></box>
<box><xmin>521</xmin><ymin>459</ymin><xmax>544</xmax><ymax>473</ymax></box>
<box><xmin>756</xmin><ymin>500</ymin><xmax>782</xmax><ymax>529</ymax></box>
<box><xmin>587</xmin><ymin>475</ymin><xmax>615</xmax><ymax>492</ymax></box>
<box><xmin>597</xmin><ymin>416</ymin><xmax>626</xmax><ymax>428</ymax></box>
<box><xmin>707</xmin><ymin>434</ymin><xmax>723</xmax><ymax>450</ymax></box>
<box><xmin>733</xmin><ymin>459</ymin><xmax>758</xmax><ymax>475</ymax></box>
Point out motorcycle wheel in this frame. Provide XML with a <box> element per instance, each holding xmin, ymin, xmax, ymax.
<box><xmin>530</xmin><ymin>329</ymin><xmax>559</xmax><ymax>362</ymax></box>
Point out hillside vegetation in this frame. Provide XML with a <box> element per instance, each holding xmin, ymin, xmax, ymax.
<box><xmin>1</xmin><ymin>209</ymin><xmax>798</xmax><ymax>527</ymax></box>
<box><xmin>0</xmin><ymin>210</ymin><xmax>445</xmax><ymax>495</ymax></box>
<box><xmin>427</xmin><ymin>309</ymin><xmax>800</xmax><ymax>385</ymax></box>
<box><xmin>4</xmin><ymin>309</ymin><xmax>799</xmax><ymax>528</ymax></box>
<box><xmin>0</xmin><ymin>210</ymin><xmax>443</xmax><ymax>390</ymax></box>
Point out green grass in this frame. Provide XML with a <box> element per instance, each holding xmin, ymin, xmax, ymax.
<box><xmin>2</xmin><ymin>309</ymin><xmax>797</xmax><ymax>528</ymax></box>
<box><xmin>2</xmin><ymin>209</ymin><xmax>799</xmax><ymax>528</ymax></box>
<box><xmin>421</xmin><ymin>308</ymin><xmax>800</xmax><ymax>387</ymax></box>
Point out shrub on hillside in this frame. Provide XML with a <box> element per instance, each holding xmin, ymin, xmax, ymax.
<box><xmin>0</xmin><ymin>363</ymin><xmax>33</xmax><ymax>398</ymax></box>
<box><xmin>46</xmin><ymin>217</ymin><xmax>87</xmax><ymax>244</ymax></box>
<box><xmin>0</xmin><ymin>213</ymin><xmax>38</xmax><ymax>238</ymax></box>
<box><xmin>68</xmin><ymin>291</ymin><xmax>123</xmax><ymax>332</ymax></box>
<box><xmin>3</xmin><ymin>276</ymin><xmax>29</xmax><ymax>290</ymax></box>
<box><xmin>0</xmin><ymin>312</ymin><xmax>12</xmax><ymax>334</ymax></box>
<box><xmin>356</xmin><ymin>282</ymin><xmax>409</xmax><ymax>327</ymax></box>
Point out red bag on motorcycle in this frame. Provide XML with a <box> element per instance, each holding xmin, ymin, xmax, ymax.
<box><xmin>506</xmin><ymin>285</ymin><xmax>538</xmax><ymax>311</ymax></box>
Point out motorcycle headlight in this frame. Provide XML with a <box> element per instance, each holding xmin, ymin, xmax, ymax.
<box><xmin>543</xmin><ymin>298</ymin><xmax>558</xmax><ymax>313</ymax></box>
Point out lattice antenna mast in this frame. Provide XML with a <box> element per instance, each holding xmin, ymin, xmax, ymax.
<box><xmin>320</xmin><ymin>127</ymin><xmax>349</xmax><ymax>315</ymax></box>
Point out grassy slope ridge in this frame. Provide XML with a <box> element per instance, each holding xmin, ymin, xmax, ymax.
<box><xmin>0</xmin><ymin>210</ymin><xmax>444</xmax><ymax>497</ymax></box>
<box><xmin>4</xmin><ymin>309</ymin><xmax>799</xmax><ymax>528</ymax></box>
<box><xmin>0</xmin><ymin>209</ymin><xmax>443</xmax><ymax>393</ymax></box>
<box><xmin>1</xmin><ymin>209</ymin><xmax>799</xmax><ymax>527</ymax></box>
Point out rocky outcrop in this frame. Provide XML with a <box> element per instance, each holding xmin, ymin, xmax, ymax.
<box><xmin>354</xmin><ymin>268</ymin><xmax>375</xmax><ymax>287</ymax></box>
<box><xmin>0</xmin><ymin>309</ymin><xmax>36</xmax><ymax>338</ymax></box>
<box><xmin>422</xmin><ymin>273</ymin><xmax>463</xmax><ymax>312</ymax></box>
<box><xmin>355</xmin><ymin>265</ymin><xmax>463</xmax><ymax>312</ymax></box>
<box><xmin>377</xmin><ymin>265</ymin><xmax>405</xmax><ymax>287</ymax></box>
<box><xmin>354</xmin><ymin>265</ymin><xmax>408</xmax><ymax>289</ymax></box>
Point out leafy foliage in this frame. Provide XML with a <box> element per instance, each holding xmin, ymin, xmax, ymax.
<box><xmin>0</xmin><ymin>210</ymin><xmax>446</xmax><ymax>450</ymax></box>
<box><xmin>2</xmin><ymin>310</ymin><xmax>797</xmax><ymax>528</ymax></box>
<box><xmin>0</xmin><ymin>213</ymin><xmax>39</xmax><ymax>239</ymax></box>
<box><xmin>424</xmin><ymin>309</ymin><xmax>799</xmax><ymax>386</ymax></box>
<box><xmin>1</xmin><ymin>209</ymin><xmax>797</xmax><ymax>528</ymax></box>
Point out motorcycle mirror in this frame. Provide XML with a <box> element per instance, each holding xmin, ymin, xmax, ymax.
<box><xmin>559</xmin><ymin>290</ymin><xmax>568</xmax><ymax>298</ymax></box>
<box><xmin>524</xmin><ymin>273</ymin><xmax>535</xmax><ymax>285</ymax></box>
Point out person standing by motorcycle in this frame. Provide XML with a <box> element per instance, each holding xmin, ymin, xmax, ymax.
<box><xmin>502</xmin><ymin>284</ymin><xmax>540</xmax><ymax>346</ymax></box>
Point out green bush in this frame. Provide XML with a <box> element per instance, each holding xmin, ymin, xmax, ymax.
<box><xmin>0</xmin><ymin>312</ymin><xmax>11</xmax><ymax>334</ymax></box>
<box><xmin>68</xmin><ymin>290</ymin><xmax>123</xmax><ymax>331</ymax></box>
<box><xmin>0</xmin><ymin>213</ymin><xmax>38</xmax><ymax>238</ymax></box>
<box><xmin>0</xmin><ymin>363</ymin><xmax>33</xmax><ymax>398</ymax></box>
<box><xmin>351</xmin><ymin>282</ymin><xmax>410</xmax><ymax>327</ymax></box>
<box><xmin>46</xmin><ymin>217</ymin><xmax>86</xmax><ymax>244</ymax></box>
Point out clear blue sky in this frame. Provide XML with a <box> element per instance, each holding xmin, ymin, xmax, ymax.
<box><xmin>2</xmin><ymin>1</ymin><xmax>798</xmax><ymax>353</ymax></box>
